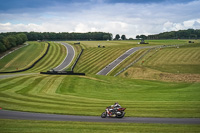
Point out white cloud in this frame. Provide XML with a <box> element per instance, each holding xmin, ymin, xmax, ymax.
<box><xmin>0</xmin><ymin>0</ymin><xmax>200</xmax><ymax>38</ymax></box>
<box><xmin>163</xmin><ymin>19</ymin><xmax>200</xmax><ymax>32</ymax></box>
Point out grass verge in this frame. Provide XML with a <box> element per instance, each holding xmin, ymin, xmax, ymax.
<box><xmin>0</xmin><ymin>119</ymin><xmax>200</xmax><ymax>133</ymax></box>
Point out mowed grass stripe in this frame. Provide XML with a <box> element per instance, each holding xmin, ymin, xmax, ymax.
<box><xmin>85</xmin><ymin>49</ymin><xmax>125</xmax><ymax>74</ymax></box>
<box><xmin>108</xmin><ymin>49</ymin><xmax>148</xmax><ymax>76</ymax></box>
<box><xmin>149</xmin><ymin>48</ymin><xmax>199</xmax><ymax>65</ymax></box>
<box><xmin>78</xmin><ymin>49</ymin><xmax>115</xmax><ymax>72</ymax></box>
<box><xmin>0</xmin><ymin>76</ymin><xmax>34</xmax><ymax>91</ymax></box>
<box><xmin>78</xmin><ymin>48</ymin><xmax>109</xmax><ymax>66</ymax></box>
<box><xmin>1</xmin><ymin>119</ymin><xmax>200</xmax><ymax>133</ymax></box>
<box><xmin>0</xmin><ymin>46</ymin><xmax>30</xmax><ymax>71</ymax></box>
<box><xmin>74</xmin><ymin>48</ymin><xmax>127</xmax><ymax>74</ymax></box>
<box><xmin>29</xmin><ymin>43</ymin><xmax>58</xmax><ymax>72</ymax></box>
<box><xmin>0</xmin><ymin>42</ymin><xmax>45</xmax><ymax>72</ymax></box>
<box><xmin>47</xmin><ymin>43</ymin><xmax>67</xmax><ymax>69</ymax></box>
<box><xmin>0</xmin><ymin>75</ymin><xmax>106</xmax><ymax>107</ymax></box>
<box><xmin>28</xmin><ymin>42</ymin><xmax>66</xmax><ymax>72</ymax></box>
<box><xmin>139</xmin><ymin>45</ymin><xmax>200</xmax><ymax>73</ymax></box>
<box><xmin>0</xmin><ymin>74</ymin><xmax>200</xmax><ymax>117</ymax></box>
<box><xmin>41</xmin><ymin>42</ymin><xmax>66</xmax><ymax>71</ymax></box>
<box><xmin>21</xmin><ymin>43</ymin><xmax>48</xmax><ymax>70</ymax></box>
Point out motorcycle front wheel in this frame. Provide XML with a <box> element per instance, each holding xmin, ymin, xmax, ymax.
<box><xmin>101</xmin><ymin>112</ymin><xmax>107</xmax><ymax>118</ymax></box>
<box><xmin>116</xmin><ymin>112</ymin><xmax>125</xmax><ymax>118</ymax></box>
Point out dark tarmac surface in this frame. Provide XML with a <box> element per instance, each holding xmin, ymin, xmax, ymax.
<box><xmin>97</xmin><ymin>46</ymin><xmax>150</xmax><ymax>75</ymax></box>
<box><xmin>0</xmin><ymin>110</ymin><xmax>200</xmax><ymax>124</ymax></box>
<box><xmin>53</xmin><ymin>42</ymin><xmax>75</xmax><ymax>71</ymax></box>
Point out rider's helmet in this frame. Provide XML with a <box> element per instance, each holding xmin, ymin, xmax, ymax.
<box><xmin>114</xmin><ymin>102</ymin><xmax>119</xmax><ymax>106</ymax></box>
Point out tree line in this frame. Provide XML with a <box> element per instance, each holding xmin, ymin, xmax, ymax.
<box><xmin>114</xmin><ymin>34</ymin><xmax>127</xmax><ymax>40</ymax></box>
<box><xmin>0</xmin><ymin>33</ymin><xmax>28</xmax><ymax>53</ymax></box>
<box><xmin>25</xmin><ymin>32</ymin><xmax>112</xmax><ymax>41</ymax></box>
<box><xmin>0</xmin><ymin>32</ymin><xmax>112</xmax><ymax>53</ymax></box>
<box><xmin>136</xmin><ymin>29</ymin><xmax>200</xmax><ymax>39</ymax></box>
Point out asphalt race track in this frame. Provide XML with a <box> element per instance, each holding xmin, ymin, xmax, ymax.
<box><xmin>53</xmin><ymin>42</ymin><xmax>75</xmax><ymax>71</ymax></box>
<box><xmin>0</xmin><ymin>110</ymin><xmax>200</xmax><ymax>124</ymax></box>
<box><xmin>97</xmin><ymin>46</ymin><xmax>150</xmax><ymax>75</ymax></box>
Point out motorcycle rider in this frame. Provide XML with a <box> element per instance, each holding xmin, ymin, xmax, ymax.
<box><xmin>107</xmin><ymin>102</ymin><xmax>121</xmax><ymax>116</ymax></box>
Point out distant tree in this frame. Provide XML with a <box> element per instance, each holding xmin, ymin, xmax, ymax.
<box><xmin>2</xmin><ymin>37</ymin><xmax>11</xmax><ymax>49</ymax></box>
<box><xmin>0</xmin><ymin>35</ymin><xmax>4</xmax><ymax>43</ymax></box>
<box><xmin>129</xmin><ymin>38</ymin><xmax>134</xmax><ymax>40</ymax></box>
<box><xmin>146</xmin><ymin>29</ymin><xmax>200</xmax><ymax>39</ymax></box>
<box><xmin>121</xmin><ymin>35</ymin><xmax>126</xmax><ymax>40</ymax></box>
<box><xmin>18</xmin><ymin>33</ymin><xmax>28</xmax><ymax>43</ymax></box>
<box><xmin>115</xmin><ymin>34</ymin><xmax>120</xmax><ymax>40</ymax></box>
<box><xmin>0</xmin><ymin>42</ymin><xmax>7</xmax><ymax>52</ymax></box>
<box><xmin>14</xmin><ymin>35</ymin><xmax>23</xmax><ymax>45</ymax></box>
<box><xmin>27</xmin><ymin>32</ymin><xmax>38</xmax><ymax>41</ymax></box>
<box><xmin>7</xmin><ymin>36</ymin><xmax>17</xmax><ymax>47</ymax></box>
<box><xmin>140</xmin><ymin>35</ymin><xmax>147</xmax><ymax>40</ymax></box>
<box><xmin>103</xmin><ymin>35</ymin><xmax>110</xmax><ymax>40</ymax></box>
<box><xmin>136</xmin><ymin>35</ymin><xmax>140</xmax><ymax>39</ymax></box>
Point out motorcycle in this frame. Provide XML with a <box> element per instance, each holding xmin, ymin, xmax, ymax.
<box><xmin>101</xmin><ymin>107</ymin><xmax>126</xmax><ymax>118</ymax></box>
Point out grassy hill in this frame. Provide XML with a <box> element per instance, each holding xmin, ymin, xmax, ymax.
<box><xmin>119</xmin><ymin>42</ymin><xmax>200</xmax><ymax>82</ymax></box>
<box><xmin>0</xmin><ymin>42</ymin><xmax>46</xmax><ymax>72</ymax></box>
<box><xmin>0</xmin><ymin>74</ymin><xmax>199</xmax><ymax>118</ymax></box>
<box><xmin>0</xmin><ymin>41</ymin><xmax>67</xmax><ymax>73</ymax></box>
<box><xmin>0</xmin><ymin>39</ymin><xmax>200</xmax><ymax>132</ymax></box>
<box><xmin>67</xmin><ymin>40</ymin><xmax>189</xmax><ymax>75</ymax></box>
<box><xmin>27</xmin><ymin>42</ymin><xmax>67</xmax><ymax>72</ymax></box>
<box><xmin>0</xmin><ymin>40</ymin><xmax>199</xmax><ymax>118</ymax></box>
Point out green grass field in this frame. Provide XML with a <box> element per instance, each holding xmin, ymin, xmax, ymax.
<box><xmin>1</xmin><ymin>119</ymin><xmax>200</xmax><ymax>133</ymax></box>
<box><xmin>27</xmin><ymin>42</ymin><xmax>67</xmax><ymax>72</ymax></box>
<box><xmin>0</xmin><ymin>40</ymin><xmax>200</xmax><ymax>132</ymax></box>
<box><xmin>66</xmin><ymin>39</ymin><xmax>188</xmax><ymax>49</ymax></box>
<box><xmin>66</xmin><ymin>40</ymin><xmax>190</xmax><ymax>75</ymax></box>
<box><xmin>0</xmin><ymin>41</ymin><xmax>67</xmax><ymax>73</ymax></box>
<box><xmin>119</xmin><ymin>42</ymin><xmax>200</xmax><ymax>82</ymax></box>
<box><xmin>0</xmin><ymin>74</ymin><xmax>199</xmax><ymax>118</ymax></box>
<box><xmin>141</xmin><ymin>44</ymin><xmax>200</xmax><ymax>74</ymax></box>
<box><xmin>0</xmin><ymin>42</ymin><xmax>46</xmax><ymax>72</ymax></box>
<box><xmin>73</xmin><ymin>47</ymin><xmax>129</xmax><ymax>74</ymax></box>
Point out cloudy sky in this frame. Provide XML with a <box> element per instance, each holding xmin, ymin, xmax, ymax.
<box><xmin>0</xmin><ymin>0</ymin><xmax>200</xmax><ymax>38</ymax></box>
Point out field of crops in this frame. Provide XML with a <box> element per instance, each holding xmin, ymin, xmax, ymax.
<box><xmin>0</xmin><ymin>74</ymin><xmax>199</xmax><ymax>118</ymax></box>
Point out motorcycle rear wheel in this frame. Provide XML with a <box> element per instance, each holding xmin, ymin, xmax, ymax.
<box><xmin>101</xmin><ymin>112</ymin><xmax>107</xmax><ymax>118</ymax></box>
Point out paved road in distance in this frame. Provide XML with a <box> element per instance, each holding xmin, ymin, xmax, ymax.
<box><xmin>0</xmin><ymin>110</ymin><xmax>199</xmax><ymax>124</ymax></box>
<box><xmin>97</xmin><ymin>47</ymin><xmax>150</xmax><ymax>75</ymax></box>
<box><xmin>53</xmin><ymin>42</ymin><xmax>75</xmax><ymax>71</ymax></box>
